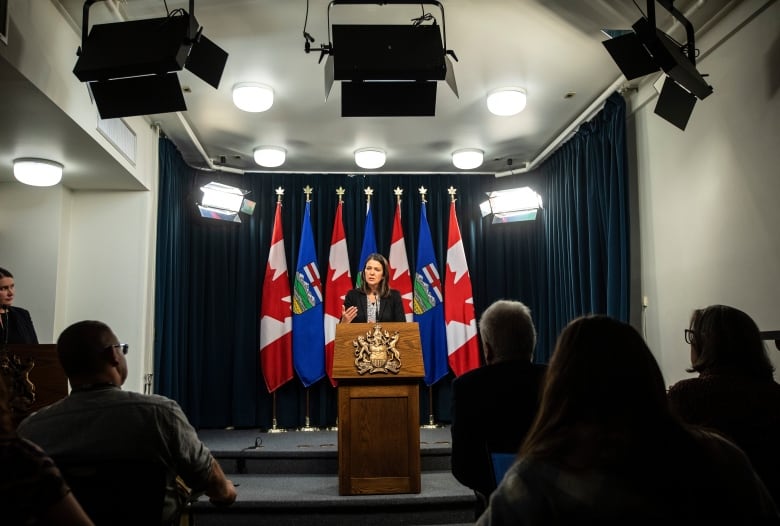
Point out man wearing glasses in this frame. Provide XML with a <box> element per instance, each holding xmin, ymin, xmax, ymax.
<box><xmin>17</xmin><ymin>320</ymin><xmax>236</xmax><ymax>524</ymax></box>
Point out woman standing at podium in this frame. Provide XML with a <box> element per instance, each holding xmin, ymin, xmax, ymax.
<box><xmin>0</xmin><ymin>267</ymin><xmax>39</xmax><ymax>345</ymax></box>
<box><xmin>341</xmin><ymin>253</ymin><xmax>405</xmax><ymax>324</ymax></box>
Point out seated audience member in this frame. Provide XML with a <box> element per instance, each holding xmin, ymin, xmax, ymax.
<box><xmin>450</xmin><ymin>300</ymin><xmax>547</xmax><ymax>516</ymax></box>
<box><xmin>0</xmin><ymin>374</ymin><xmax>94</xmax><ymax>526</ymax></box>
<box><xmin>17</xmin><ymin>320</ymin><xmax>237</xmax><ymax>525</ymax></box>
<box><xmin>478</xmin><ymin>315</ymin><xmax>778</xmax><ymax>525</ymax></box>
<box><xmin>669</xmin><ymin>304</ymin><xmax>780</xmax><ymax>503</ymax></box>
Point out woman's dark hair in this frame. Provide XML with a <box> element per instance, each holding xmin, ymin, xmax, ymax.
<box><xmin>358</xmin><ymin>253</ymin><xmax>391</xmax><ymax>298</ymax></box>
<box><xmin>687</xmin><ymin>304</ymin><xmax>774</xmax><ymax>380</ymax></box>
<box><xmin>0</xmin><ymin>267</ymin><xmax>13</xmax><ymax>279</ymax></box>
<box><xmin>521</xmin><ymin>315</ymin><xmax>680</xmax><ymax>469</ymax></box>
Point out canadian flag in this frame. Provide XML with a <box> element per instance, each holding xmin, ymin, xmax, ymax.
<box><xmin>444</xmin><ymin>200</ymin><xmax>481</xmax><ymax>376</ymax></box>
<box><xmin>324</xmin><ymin>201</ymin><xmax>352</xmax><ymax>387</ymax></box>
<box><xmin>388</xmin><ymin>202</ymin><xmax>413</xmax><ymax>321</ymax></box>
<box><xmin>260</xmin><ymin>201</ymin><xmax>294</xmax><ymax>392</ymax></box>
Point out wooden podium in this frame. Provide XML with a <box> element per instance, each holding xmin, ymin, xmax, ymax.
<box><xmin>333</xmin><ymin>322</ymin><xmax>424</xmax><ymax>496</ymax></box>
<box><xmin>0</xmin><ymin>344</ymin><xmax>68</xmax><ymax>428</ymax></box>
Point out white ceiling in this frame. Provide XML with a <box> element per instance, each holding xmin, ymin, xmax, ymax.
<box><xmin>0</xmin><ymin>0</ymin><xmax>741</xmax><ymax>189</ymax></box>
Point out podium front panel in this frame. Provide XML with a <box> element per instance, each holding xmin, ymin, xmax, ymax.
<box><xmin>338</xmin><ymin>382</ymin><xmax>421</xmax><ymax>495</ymax></box>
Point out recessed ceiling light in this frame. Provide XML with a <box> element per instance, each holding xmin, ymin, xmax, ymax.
<box><xmin>253</xmin><ymin>146</ymin><xmax>286</xmax><ymax>168</ymax></box>
<box><xmin>354</xmin><ymin>148</ymin><xmax>386</xmax><ymax>169</ymax></box>
<box><xmin>487</xmin><ymin>87</ymin><xmax>527</xmax><ymax>116</ymax></box>
<box><xmin>452</xmin><ymin>149</ymin><xmax>484</xmax><ymax>170</ymax></box>
<box><xmin>13</xmin><ymin>158</ymin><xmax>64</xmax><ymax>187</ymax></box>
<box><xmin>233</xmin><ymin>83</ymin><xmax>274</xmax><ymax>112</ymax></box>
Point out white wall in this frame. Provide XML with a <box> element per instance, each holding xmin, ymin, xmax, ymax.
<box><xmin>634</xmin><ymin>0</ymin><xmax>780</xmax><ymax>385</ymax></box>
<box><xmin>0</xmin><ymin>182</ymin><xmax>66</xmax><ymax>343</ymax></box>
<box><xmin>0</xmin><ymin>1</ymin><xmax>160</xmax><ymax>392</ymax></box>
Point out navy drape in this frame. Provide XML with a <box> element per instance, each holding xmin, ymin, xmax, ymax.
<box><xmin>154</xmin><ymin>93</ymin><xmax>629</xmax><ymax>428</ymax></box>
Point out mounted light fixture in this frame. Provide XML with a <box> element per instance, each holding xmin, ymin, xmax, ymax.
<box><xmin>480</xmin><ymin>187</ymin><xmax>543</xmax><ymax>224</ymax></box>
<box><xmin>354</xmin><ymin>148</ymin><xmax>386</xmax><ymax>169</ymax></box>
<box><xmin>72</xmin><ymin>0</ymin><xmax>228</xmax><ymax>119</ymax></box>
<box><xmin>197</xmin><ymin>181</ymin><xmax>256</xmax><ymax>223</ymax></box>
<box><xmin>253</xmin><ymin>146</ymin><xmax>286</xmax><ymax>168</ymax></box>
<box><xmin>601</xmin><ymin>0</ymin><xmax>713</xmax><ymax>130</ymax></box>
<box><xmin>233</xmin><ymin>83</ymin><xmax>274</xmax><ymax>112</ymax></box>
<box><xmin>13</xmin><ymin>158</ymin><xmax>64</xmax><ymax>187</ymax></box>
<box><xmin>452</xmin><ymin>149</ymin><xmax>484</xmax><ymax>170</ymax></box>
<box><xmin>487</xmin><ymin>87</ymin><xmax>527</xmax><ymax>116</ymax></box>
<box><xmin>304</xmin><ymin>1</ymin><xmax>459</xmax><ymax>117</ymax></box>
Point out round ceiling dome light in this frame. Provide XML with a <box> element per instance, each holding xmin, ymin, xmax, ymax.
<box><xmin>233</xmin><ymin>83</ymin><xmax>274</xmax><ymax>112</ymax></box>
<box><xmin>487</xmin><ymin>87</ymin><xmax>527</xmax><ymax>116</ymax></box>
<box><xmin>253</xmin><ymin>146</ymin><xmax>286</xmax><ymax>168</ymax></box>
<box><xmin>13</xmin><ymin>158</ymin><xmax>64</xmax><ymax>187</ymax></box>
<box><xmin>452</xmin><ymin>149</ymin><xmax>484</xmax><ymax>170</ymax></box>
<box><xmin>354</xmin><ymin>148</ymin><xmax>386</xmax><ymax>169</ymax></box>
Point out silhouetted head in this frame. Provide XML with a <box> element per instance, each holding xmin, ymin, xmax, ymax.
<box><xmin>687</xmin><ymin>304</ymin><xmax>773</xmax><ymax>380</ymax></box>
<box><xmin>478</xmin><ymin>300</ymin><xmax>537</xmax><ymax>364</ymax></box>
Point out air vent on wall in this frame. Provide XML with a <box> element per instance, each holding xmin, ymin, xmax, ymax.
<box><xmin>97</xmin><ymin>117</ymin><xmax>137</xmax><ymax>166</ymax></box>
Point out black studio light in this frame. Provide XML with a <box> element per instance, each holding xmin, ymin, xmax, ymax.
<box><xmin>304</xmin><ymin>0</ymin><xmax>459</xmax><ymax>117</ymax></box>
<box><xmin>602</xmin><ymin>0</ymin><xmax>713</xmax><ymax>130</ymax></box>
<box><xmin>73</xmin><ymin>0</ymin><xmax>228</xmax><ymax>119</ymax></box>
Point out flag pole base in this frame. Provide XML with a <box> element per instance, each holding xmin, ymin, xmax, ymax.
<box><xmin>420</xmin><ymin>414</ymin><xmax>444</xmax><ymax>429</ymax></box>
<box><xmin>297</xmin><ymin>416</ymin><xmax>319</xmax><ymax>432</ymax></box>
<box><xmin>266</xmin><ymin>418</ymin><xmax>287</xmax><ymax>434</ymax></box>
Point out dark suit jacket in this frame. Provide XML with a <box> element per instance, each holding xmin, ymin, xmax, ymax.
<box><xmin>450</xmin><ymin>360</ymin><xmax>547</xmax><ymax>499</ymax></box>
<box><xmin>1</xmin><ymin>306</ymin><xmax>39</xmax><ymax>345</ymax></box>
<box><xmin>343</xmin><ymin>289</ymin><xmax>405</xmax><ymax>323</ymax></box>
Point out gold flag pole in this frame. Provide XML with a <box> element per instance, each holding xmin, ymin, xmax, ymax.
<box><xmin>325</xmin><ymin>186</ymin><xmax>346</xmax><ymax>432</ymax></box>
<box><xmin>416</xmin><ymin>185</ymin><xmax>443</xmax><ymax>429</ymax></box>
<box><xmin>298</xmin><ymin>388</ymin><xmax>318</xmax><ymax>431</ymax></box>
<box><xmin>267</xmin><ymin>391</ymin><xmax>287</xmax><ymax>433</ymax></box>
<box><xmin>266</xmin><ymin>186</ymin><xmax>288</xmax><ymax>434</ymax></box>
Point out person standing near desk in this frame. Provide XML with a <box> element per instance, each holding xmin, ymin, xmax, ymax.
<box><xmin>0</xmin><ymin>267</ymin><xmax>39</xmax><ymax>345</ymax></box>
<box><xmin>341</xmin><ymin>253</ymin><xmax>405</xmax><ymax>324</ymax></box>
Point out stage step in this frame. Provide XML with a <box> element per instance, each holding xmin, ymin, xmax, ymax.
<box><xmin>190</xmin><ymin>472</ymin><xmax>476</xmax><ymax>525</ymax></box>
<box><xmin>192</xmin><ymin>427</ymin><xmax>477</xmax><ymax>525</ymax></box>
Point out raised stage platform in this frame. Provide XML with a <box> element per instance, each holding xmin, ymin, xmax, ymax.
<box><xmin>191</xmin><ymin>425</ymin><xmax>476</xmax><ymax>525</ymax></box>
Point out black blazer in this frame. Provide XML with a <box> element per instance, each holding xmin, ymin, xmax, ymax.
<box><xmin>1</xmin><ymin>306</ymin><xmax>39</xmax><ymax>345</ymax></box>
<box><xmin>343</xmin><ymin>289</ymin><xmax>406</xmax><ymax>323</ymax></box>
<box><xmin>450</xmin><ymin>360</ymin><xmax>547</xmax><ymax>500</ymax></box>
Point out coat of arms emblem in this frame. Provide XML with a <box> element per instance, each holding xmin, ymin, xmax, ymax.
<box><xmin>353</xmin><ymin>325</ymin><xmax>402</xmax><ymax>375</ymax></box>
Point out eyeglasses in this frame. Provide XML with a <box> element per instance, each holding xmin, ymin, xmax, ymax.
<box><xmin>104</xmin><ymin>343</ymin><xmax>129</xmax><ymax>355</ymax></box>
<box><xmin>683</xmin><ymin>329</ymin><xmax>696</xmax><ymax>345</ymax></box>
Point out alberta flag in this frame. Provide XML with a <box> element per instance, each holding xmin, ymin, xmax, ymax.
<box><xmin>413</xmin><ymin>202</ymin><xmax>449</xmax><ymax>386</ymax></box>
<box><xmin>324</xmin><ymin>200</ymin><xmax>352</xmax><ymax>387</ymax></box>
<box><xmin>444</xmin><ymin>199</ymin><xmax>481</xmax><ymax>376</ymax></box>
<box><xmin>292</xmin><ymin>201</ymin><xmax>326</xmax><ymax>387</ymax></box>
<box><xmin>356</xmin><ymin>198</ymin><xmax>377</xmax><ymax>287</ymax></box>
<box><xmin>388</xmin><ymin>201</ymin><xmax>414</xmax><ymax>322</ymax></box>
<box><xmin>259</xmin><ymin>201</ymin><xmax>293</xmax><ymax>393</ymax></box>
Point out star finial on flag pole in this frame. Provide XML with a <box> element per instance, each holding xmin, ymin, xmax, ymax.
<box><xmin>394</xmin><ymin>186</ymin><xmax>404</xmax><ymax>204</ymax></box>
<box><xmin>448</xmin><ymin>186</ymin><xmax>457</xmax><ymax>203</ymax></box>
<box><xmin>275</xmin><ymin>186</ymin><xmax>285</xmax><ymax>203</ymax></box>
<box><xmin>418</xmin><ymin>186</ymin><xmax>428</xmax><ymax>204</ymax></box>
<box><xmin>364</xmin><ymin>186</ymin><xmax>374</xmax><ymax>205</ymax></box>
<box><xmin>336</xmin><ymin>186</ymin><xmax>345</xmax><ymax>203</ymax></box>
<box><xmin>303</xmin><ymin>185</ymin><xmax>313</xmax><ymax>202</ymax></box>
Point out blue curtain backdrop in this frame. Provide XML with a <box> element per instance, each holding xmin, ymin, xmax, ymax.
<box><xmin>154</xmin><ymin>93</ymin><xmax>630</xmax><ymax>429</ymax></box>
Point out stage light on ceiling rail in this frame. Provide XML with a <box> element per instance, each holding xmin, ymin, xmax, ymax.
<box><xmin>601</xmin><ymin>0</ymin><xmax>713</xmax><ymax>130</ymax></box>
<box><xmin>304</xmin><ymin>1</ymin><xmax>459</xmax><ymax>117</ymax></box>
<box><xmin>73</xmin><ymin>0</ymin><xmax>228</xmax><ymax>119</ymax></box>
